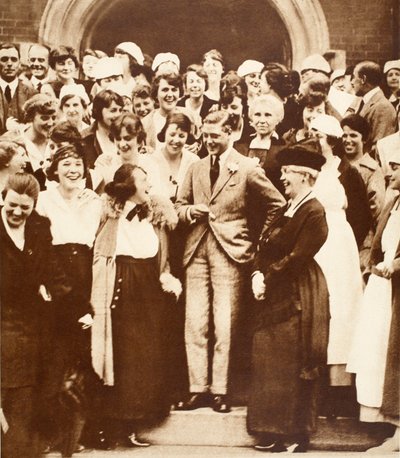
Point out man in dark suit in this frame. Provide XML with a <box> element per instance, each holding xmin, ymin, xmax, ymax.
<box><xmin>351</xmin><ymin>61</ymin><xmax>397</xmax><ymax>150</ymax></box>
<box><xmin>27</xmin><ymin>44</ymin><xmax>51</xmax><ymax>91</ymax></box>
<box><xmin>0</xmin><ymin>42</ymin><xmax>37</xmax><ymax>134</ymax></box>
<box><xmin>1</xmin><ymin>174</ymin><xmax>71</xmax><ymax>458</ymax></box>
<box><xmin>175</xmin><ymin>111</ymin><xmax>285</xmax><ymax>412</ymax></box>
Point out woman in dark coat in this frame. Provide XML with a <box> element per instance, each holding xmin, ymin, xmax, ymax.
<box><xmin>248</xmin><ymin>140</ymin><xmax>329</xmax><ymax>453</ymax></box>
<box><xmin>0</xmin><ymin>173</ymin><xmax>71</xmax><ymax>458</ymax></box>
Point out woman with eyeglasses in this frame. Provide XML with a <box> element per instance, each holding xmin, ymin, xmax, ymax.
<box><xmin>248</xmin><ymin>140</ymin><xmax>329</xmax><ymax>453</ymax></box>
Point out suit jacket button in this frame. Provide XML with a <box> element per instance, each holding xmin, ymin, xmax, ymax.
<box><xmin>111</xmin><ymin>304</ymin><xmax>116</xmax><ymax>309</ymax></box>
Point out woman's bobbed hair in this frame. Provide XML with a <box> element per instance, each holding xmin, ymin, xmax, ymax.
<box><xmin>111</xmin><ymin>113</ymin><xmax>147</xmax><ymax>146</ymax></box>
<box><xmin>157</xmin><ymin>111</ymin><xmax>195</xmax><ymax>144</ymax></box>
<box><xmin>104</xmin><ymin>163</ymin><xmax>147</xmax><ymax>205</ymax></box>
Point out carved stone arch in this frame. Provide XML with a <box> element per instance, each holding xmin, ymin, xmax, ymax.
<box><xmin>39</xmin><ymin>0</ymin><xmax>330</xmax><ymax>70</ymax></box>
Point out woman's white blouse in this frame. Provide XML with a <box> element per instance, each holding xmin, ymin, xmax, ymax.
<box><xmin>36</xmin><ymin>187</ymin><xmax>102</xmax><ymax>247</ymax></box>
<box><xmin>115</xmin><ymin>201</ymin><xmax>159</xmax><ymax>258</ymax></box>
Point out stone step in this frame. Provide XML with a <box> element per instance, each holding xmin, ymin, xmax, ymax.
<box><xmin>139</xmin><ymin>408</ymin><xmax>386</xmax><ymax>451</ymax></box>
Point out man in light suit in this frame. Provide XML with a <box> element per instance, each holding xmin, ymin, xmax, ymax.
<box><xmin>0</xmin><ymin>42</ymin><xmax>37</xmax><ymax>134</ymax></box>
<box><xmin>175</xmin><ymin>111</ymin><xmax>285</xmax><ymax>412</ymax></box>
<box><xmin>351</xmin><ymin>61</ymin><xmax>397</xmax><ymax>150</ymax></box>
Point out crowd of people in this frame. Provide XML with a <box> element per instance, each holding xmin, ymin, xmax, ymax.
<box><xmin>0</xmin><ymin>38</ymin><xmax>399</xmax><ymax>457</ymax></box>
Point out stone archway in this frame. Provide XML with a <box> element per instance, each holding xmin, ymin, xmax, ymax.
<box><xmin>39</xmin><ymin>0</ymin><xmax>330</xmax><ymax>70</ymax></box>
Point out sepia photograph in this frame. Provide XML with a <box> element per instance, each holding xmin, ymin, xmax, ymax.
<box><xmin>0</xmin><ymin>0</ymin><xmax>399</xmax><ymax>456</ymax></box>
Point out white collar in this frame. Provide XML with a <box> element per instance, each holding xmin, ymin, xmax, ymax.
<box><xmin>284</xmin><ymin>190</ymin><xmax>315</xmax><ymax>218</ymax></box>
<box><xmin>0</xmin><ymin>77</ymin><xmax>18</xmax><ymax>95</ymax></box>
<box><xmin>1</xmin><ymin>207</ymin><xmax>25</xmax><ymax>250</ymax></box>
<box><xmin>210</xmin><ymin>147</ymin><xmax>231</xmax><ymax>168</ymax></box>
<box><xmin>362</xmin><ymin>86</ymin><xmax>380</xmax><ymax>104</ymax></box>
<box><xmin>31</xmin><ymin>75</ymin><xmax>49</xmax><ymax>88</ymax></box>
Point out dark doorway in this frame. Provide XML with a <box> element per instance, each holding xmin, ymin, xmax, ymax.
<box><xmin>88</xmin><ymin>0</ymin><xmax>291</xmax><ymax>70</ymax></box>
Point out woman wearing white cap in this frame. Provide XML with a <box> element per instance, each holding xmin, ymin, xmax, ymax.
<box><xmin>152</xmin><ymin>52</ymin><xmax>180</xmax><ymax>77</ymax></box>
<box><xmin>237</xmin><ymin>59</ymin><xmax>264</xmax><ymax>104</ymax></box>
<box><xmin>347</xmin><ymin>151</ymin><xmax>400</xmax><ymax>453</ymax></box>
<box><xmin>114</xmin><ymin>42</ymin><xmax>149</xmax><ymax>94</ymax></box>
<box><xmin>383</xmin><ymin>60</ymin><xmax>400</xmax><ymax>111</ymax></box>
<box><xmin>309</xmin><ymin>114</ymin><xmax>366</xmax><ymax>416</ymax></box>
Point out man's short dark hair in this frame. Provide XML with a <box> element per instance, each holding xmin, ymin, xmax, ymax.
<box><xmin>356</xmin><ymin>61</ymin><xmax>382</xmax><ymax>87</ymax></box>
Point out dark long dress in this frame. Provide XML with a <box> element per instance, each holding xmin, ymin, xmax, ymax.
<box><xmin>247</xmin><ymin>198</ymin><xmax>329</xmax><ymax>438</ymax></box>
<box><xmin>103</xmin><ymin>255</ymin><xmax>170</xmax><ymax>422</ymax></box>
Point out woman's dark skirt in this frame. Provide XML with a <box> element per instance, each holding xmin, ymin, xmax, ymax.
<box><xmin>247</xmin><ymin>263</ymin><xmax>329</xmax><ymax>438</ymax></box>
<box><xmin>103</xmin><ymin>255</ymin><xmax>170</xmax><ymax>422</ymax></box>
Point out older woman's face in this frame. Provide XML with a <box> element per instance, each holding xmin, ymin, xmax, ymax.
<box><xmin>3</xmin><ymin>190</ymin><xmax>35</xmax><ymax>228</ymax></box>
<box><xmin>250</xmin><ymin>101</ymin><xmax>281</xmax><ymax>137</ymax></box>
<box><xmin>203</xmin><ymin>57</ymin><xmax>223</xmax><ymax>82</ymax></box>
<box><xmin>157</xmin><ymin>79</ymin><xmax>180</xmax><ymax>113</ymax></box>
<box><xmin>386</xmin><ymin>69</ymin><xmax>400</xmax><ymax>91</ymax></box>
<box><xmin>116</xmin><ymin>126</ymin><xmax>140</xmax><ymax>162</ymax></box>
<box><xmin>280</xmin><ymin>166</ymin><xmax>306</xmax><ymax>199</ymax></box>
<box><xmin>32</xmin><ymin>112</ymin><xmax>57</xmax><ymax>138</ymax></box>
<box><xmin>303</xmin><ymin>102</ymin><xmax>325</xmax><ymax>130</ymax></box>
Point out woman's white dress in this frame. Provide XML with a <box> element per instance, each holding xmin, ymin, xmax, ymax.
<box><xmin>313</xmin><ymin>157</ymin><xmax>364</xmax><ymax>367</ymax></box>
<box><xmin>347</xmin><ymin>201</ymin><xmax>400</xmax><ymax>423</ymax></box>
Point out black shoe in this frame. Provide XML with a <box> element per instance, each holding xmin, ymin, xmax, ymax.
<box><xmin>212</xmin><ymin>395</ymin><xmax>231</xmax><ymax>413</ymax></box>
<box><xmin>119</xmin><ymin>433</ymin><xmax>151</xmax><ymax>448</ymax></box>
<box><xmin>174</xmin><ymin>393</ymin><xmax>210</xmax><ymax>410</ymax></box>
<box><xmin>254</xmin><ymin>441</ymin><xmax>287</xmax><ymax>452</ymax></box>
<box><xmin>86</xmin><ymin>430</ymin><xmax>115</xmax><ymax>450</ymax></box>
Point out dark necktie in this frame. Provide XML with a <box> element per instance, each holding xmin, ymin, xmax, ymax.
<box><xmin>126</xmin><ymin>204</ymin><xmax>146</xmax><ymax>221</ymax></box>
<box><xmin>357</xmin><ymin>100</ymin><xmax>365</xmax><ymax>114</ymax></box>
<box><xmin>4</xmin><ymin>85</ymin><xmax>11</xmax><ymax>104</ymax></box>
<box><xmin>210</xmin><ymin>155</ymin><xmax>220</xmax><ymax>190</ymax></box>
<box><xmin>37</xmin><ymin>81</ymin><xmax>42</xmax><ymax>92</ymax></box>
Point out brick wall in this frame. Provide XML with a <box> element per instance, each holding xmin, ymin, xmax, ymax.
<box><xmin>0</xmin><ymin>0</ymin><xmax>46</xmax><ymax>43</ymax></box>
<box><xmin>320</xmin><ymin>0</ymin><xmax>396</xmax><ymax>66</ymax></box>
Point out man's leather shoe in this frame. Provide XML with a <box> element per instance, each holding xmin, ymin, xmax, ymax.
<box><xmin>174</xmin><ymin>393</ymin><xmax>210</xmax><ymax>410</ymax></box>
<box><xmin>212</xmin><ymin>395</ymin><xmax>231</xmax><ymax>413</ymax></box>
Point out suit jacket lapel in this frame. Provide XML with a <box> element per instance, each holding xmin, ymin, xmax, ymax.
<box><xmin>210</xmin><ymin>150</ymin><xmax>239</xmax><ymax>201</ymax></box>
<box><xmin>199</xmin><ymin>158</ymin><xmax>211</xmax><ymax>200</ymax></box>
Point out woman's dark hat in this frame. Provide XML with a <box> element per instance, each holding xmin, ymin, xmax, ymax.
<box><xmin>277</xmin><ymin>138</ymin><xmax>326</xmax><ymax>171</ymax></box>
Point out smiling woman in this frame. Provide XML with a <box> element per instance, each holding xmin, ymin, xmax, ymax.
<box><xmin>20</xmin><ymin>94</ymin><xmax>58</xmax><ymax>190</ymax></box>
